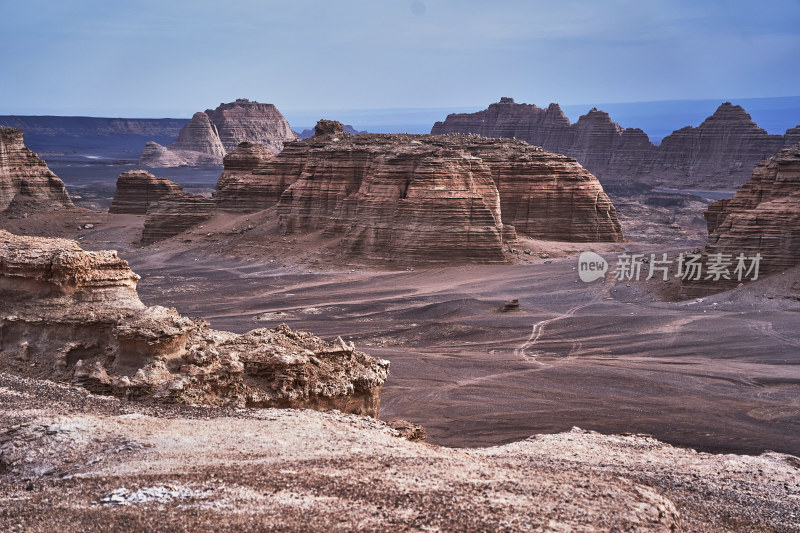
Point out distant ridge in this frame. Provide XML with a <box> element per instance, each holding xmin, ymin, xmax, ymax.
<box><xmin>432</xmin><ymin>98</ymin><xmax>800</xmax><ymax>189</ymax></box>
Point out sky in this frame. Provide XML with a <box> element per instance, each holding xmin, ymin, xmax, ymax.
<box><xmin>1</xmin><ymin>0</ymin><xmax>799</xmax><ymax>117</ymax></box>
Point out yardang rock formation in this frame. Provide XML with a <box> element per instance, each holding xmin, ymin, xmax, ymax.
<box><xmin>0</xmin><ymin>230</ymin><xmax>389</xmax><ymax>416</ymax></box>
<box><xmin>140</xmin><ymin>99</ymin><xmax>297</xmax><ymax>168</ymax></box>
<box><xmin>108</xmin><ymin>170</ymin><xmax>184</xmax><ymax>215</ymax></box>
<box><xmin>704</xmin><ymin>142</ymin><xmax>800</xmax><ymax>276</ymax></box>
<box><xmin>432</xmin><ymin>98</ymin><xmax>799</xmax><ymax>189</ymax></box>
<box><xmin>0</xmin><ymin>126</ymin><xmax>73</xmax><ymax>214</ymax></box>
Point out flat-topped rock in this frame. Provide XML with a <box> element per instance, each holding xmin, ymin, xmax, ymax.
<box><xmin>277</xmin><ymin>133</ymin><xmax>510</xmax><ymax>263</ymax></box>
<box><xmin>139</xmin><ymin>99</ymin><xmax>297</xmax><ymax>168</ymax></box>
<box><xmin>0</xmin><ymin>126</ymin><xmax>73</xmax><ymax>214</ymax></box>
<box><xmin>140</xmin><ymin>194</ymin><xmax>216</xmax><ymax>245</ymax></box>
<box><xmin>0</xmin><ymin>230</ymin><xmax>388</xmax><ymax>415</ymax></box>
<box><xmin>108</xmin><ymin>170</ymin><xmax>184</xmax><ymax>214</ymax></box>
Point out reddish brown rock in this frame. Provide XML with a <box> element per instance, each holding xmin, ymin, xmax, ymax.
<box><xmin>431</xmin><ymin>98</ymin><xmax>656</xmax><ymax>185</ymax></box>
<box><xmin>703</xmin><ymin>143</ymin><xmax>800</xmax><ymax>276</ymax></box>
<box><xmin>0</xmin><ymin>127</ymin><xmax>73</xmax><ymax>214</ymax></box>
<box><xmin>140</xmin><ymin>194</ymin><xmax>216</xmax><ymax>245</ymax></box>
<box><xmin>0</xmin><ymin>230</ymin><xmax>388</xmax><ymax>416</ymax></box>
<box><xmin>265</xmin><ymin>127</ymin><xmax>621</xmax><ymax>262</ymax></box>
<box><xmin>432</xmin><ymin>98</ymin><xmax>797</xmax><ymax>189</ymax></box>
<box><xmin>277</xmin><ymin>134</ymin><xmax>509</xmax><ymax>263</ymax></box>
<box><xmin>108</xmin><ymin>170</ymin><xmax>184</xmax><ymax>214</ymax></box>
<box><xmin>139</xmin><ymin>99</ymin><xmax>297</xmax><ymax>168</ymax></box>
<box><xmin>214</xmin><ymin>142</ymin><xmax>297</xmax><ymax>212</ymax></box>
<box><xmin>650</xmin><ymin>103</ymin><xmax>786</xmax><ymax>188</ymax></box>
<box><xmin>444</xmin><ymin>135</ymin><xmax>622</xmax><ymax>242</ymax></box>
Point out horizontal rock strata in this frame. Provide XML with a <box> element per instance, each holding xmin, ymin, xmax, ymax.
<box><xmin>280</xmin><ymin>142</ymin><xmax>509</xmax><ymax>263</ymax></box>
<box><xmin>108</xmin><ymin>170</ymin><xmax>184</xmax><ymax>214</ymax></box>
<box><xmin>0</xmin><ymin>230</ymin><xmax>388</xmax><ymax>415</ymax></box>
<box><xmin>140</xmin><ymin>99</ymin><xmax>297</xmax><ymax>168</ymax></box>
<box><xmin>140</xmin><ymin>194</ymin><xmax>216</xmax><ymax>245</ymax></box>
<box><xmin>0</xmin><ymin>126</ymin><xmax>73</xmax><ymax>214</ymax></box>
<box><xmin>432</xmin><ymin>98</ymin><xmax>800</xmax><ymax>189</ymax></box>
<box><xmin>703</xmin><ymin>142</ymin><xmax>800</xmax><ymax>276</ymax></box>
<box><xmin>270</xmin><ymin>127</ymin><xmax>621</xmax><ymax>262</ymax></box>
<box><xmin>214</xmin><ymin>142</ymin><xmax>299</xmax><ymax>212</ymax></box>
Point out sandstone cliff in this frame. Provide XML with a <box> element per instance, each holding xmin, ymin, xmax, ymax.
<box><xmin>108</xmin><ymin>170</ymin><xmax>184</xmax><ymax>214</ymax></box>
<box><xmin>140</xmin><ymin>194</ymin><xmax>216</xmax><ymax>245</ymax></box>
<box><xmin>0</xmin><ymin>127</ymin><xmax>73</xmax><ymax>214</ymax></box>
<box><xmin>205</xmin><ymin>99</ymin><xmax>298</xmax><ymax>153</ymax></box>
<box><xmin>649</xmin><ymin>103</ymin><xmax>786</xmax><ymax>188</ymax></box>
<box><xmin>432</xmin><ymin>98</ymin><xmax>798</xmax><ymax>189</ymax></box>
<box><xmin>278</xmin><ymin>136</ymin><xmax>509</xmax><ymax>263</ymax></box>
<box><xmin>270</xmin><ymin>126</ymin><xmax>620</xmax><ymax>263</ymax></box>
<box><xmin>440</xmin><ymin>135</ymin><xmax>622</xmax><ymax>242</ymax></box>
<box><xmin>139</xmin><ymin>99</ymin><xmax>297</xmax><ymax>168</ymax></box>
<box><xmin>0</xmin><ymin>230</ymin><xmax>388</xmax><ymax>416</ymax></box>
<box><xmin>703</xmin><ymin>142</ymin><xmax>800</xmax><ymax>277</ymax></box>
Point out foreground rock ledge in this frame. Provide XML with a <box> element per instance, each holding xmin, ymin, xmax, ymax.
<box><xmin>1</xmin><ymin>372</ymin><xmax>799</xmax><ymax>531</ymax></box>
<box><xmin>0</xmin><ymin>230</ymin><xmax>388</xmax><ymax>416</ymax></box>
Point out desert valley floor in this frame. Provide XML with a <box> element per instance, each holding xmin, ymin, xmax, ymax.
<box><xmin>6</xmin><ymin>200</ymin><xmax>797</xmax><ymax>458</ymax></box>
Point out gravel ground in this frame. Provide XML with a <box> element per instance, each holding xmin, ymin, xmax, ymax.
<box><xmin>1</xmin><ymin>373</ymin><xmax>798</xmax><ymax>532</ymax></box>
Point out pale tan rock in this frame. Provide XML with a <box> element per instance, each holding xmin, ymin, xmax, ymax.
<box><xmin>0</xmin><ymin>230</ymin><xmax>388</xmax><ymax>416</ymax></box>
<box><xmin>139</xmin><ymin>99</ymin><xmax>297</xmax><ymax>168</ymax></box>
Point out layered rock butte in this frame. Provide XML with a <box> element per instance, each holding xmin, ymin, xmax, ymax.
<box><xmin>0</xmin><ymin>230</ymin><xmax>388</xmax><ymax>416</ymax></box>
<box><xmin>140</xmin><ymin>99</ymin><xmax>297</xmax><ymax>168</ymax></box>
<box><xmin>212</xmin><ymin>122</ymin><xmax>621</xmax><ymax>263</ymax></box>
<box><xmin>432</xmin><ymin>98</ymin><xmax>799</xmax><ymax>189</ymax></box>
<box><xmin>703</xmin><ymin>142</ymin><xmax>800</xmax><ymax>278</ymax></box>
<box><xmin>0</xmin><ymin>126</ymin><xmax>73</xmax><ymax>214</ymax></box>
<box><xmin>108</xmin><ymin>170</ymin><xmax>184</xmax><ymax>215</ymax></box>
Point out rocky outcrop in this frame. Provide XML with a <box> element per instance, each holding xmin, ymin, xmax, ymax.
<box><xmin>277</xmin><ymin>133</ymin><xmax>510</xmax><ymax>263</ymax></box>
<box><xmin>205</xmin><ymin>99</ymin><xmax>298</xmax><ymax>153</ymax></box>
<box><xmin>297</xmin><ymin>123</ymin><xmax>365</xmax><ymax>139</ymax></box>
<box><xmin>432</xmin><ymin>98</ymin><xmax>799</xmax><ymax>189</ymax></box>
<box><xmin>108</xmin><ymin>170</ymin><xmax>183</xmax><ymax>214</ymax></box>
<box><xmin>650</xmin><ymin>103</ymin><xmax>786</xmax><ymax>188</ymax></box>
<box><xmin>0</xmin><ymin>127</ymin><xmax>73</xmax><ymax>214</ymax></box>
<box><xmin>267</xmin><ymin>124</ymin><xmax>620</xmax><ymax>261</ymax></box>
<box><xmin>140</xmin><ymin>194</ymin><xmax>216</xmax><ymax>245</ymax></box>
<box><xmin>139</xmin><ymin>112</ymin><xmax>226</xmax><ymax>167</ymax></box>
<box><xmin>214</xmin><ymin>142</ymin><xmax>293</xmax><ymax>212</ymax></box>
<box><xmin>703</xmin><ymin>143</ymin><xmax>800</xmax><ymax>276</ymax></box>
<box><xmin>0</xmin><ymin>230</ymin><xmax>388</xmax><ymax>416</ymax></box>
<box><xmin>445</xmin><ymin>135</ymin><xmax>622</xmax><ymax>242</ymax></box>
<box><xmin>139</xmin><ymin>99</ymin><xmax>297</xmax><ymax>168</ymax></box>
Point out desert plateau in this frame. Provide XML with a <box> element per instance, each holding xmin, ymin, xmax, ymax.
<box><xmin>2</xmin><ymin>2</ymin><xmax>800</xmax><ymax>531</ymax></box>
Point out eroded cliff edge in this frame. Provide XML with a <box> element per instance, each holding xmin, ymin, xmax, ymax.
<box><xmin>432</xmin><ymin>98</ymin><xmax>797</xmax><ymax>189</ymax></box>
<box><xmin>0</xmin><ymin>127</ymin><xmax>73</xmax><ymax>215</ymax></box>
<box><xmin>0</xmin><ymin>230</ymin><xmax>388</xmax><ymax>416</ymax></box>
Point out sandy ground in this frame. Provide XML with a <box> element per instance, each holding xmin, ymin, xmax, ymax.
<box><xmin>1</xmin><ymin>372</ymin><xmax>799</xmax><ymax>532</ymax></box>
<box><xmin>3</xmin><ymin>200</ymin><xmax>797</xmax><ymax>457</ymax></box>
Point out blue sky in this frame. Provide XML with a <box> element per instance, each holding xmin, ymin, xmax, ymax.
<box><xmin>1</xmin><ymin>0</ymin><xmax>799</xmax><ymax>117</ymax></box>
